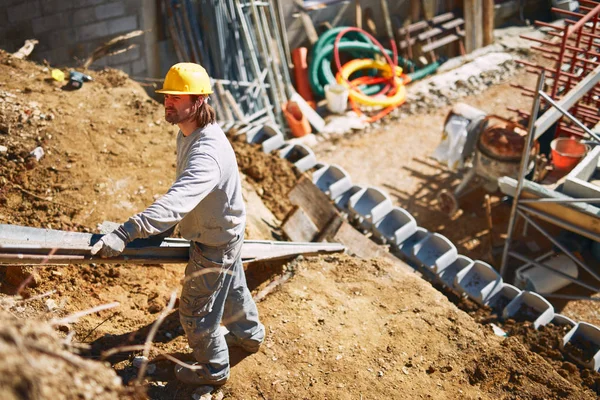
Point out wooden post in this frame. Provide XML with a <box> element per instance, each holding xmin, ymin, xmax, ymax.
<box><xmin>410</xmin><ymin>0</ymin><xmax>421</xmax><ymax>22</ymax></box>
<box><xmin>463</xmin><ymin>0</ymin><xmax>483</xmax><ymax>53</ymax></box>
<box><xmin>355</xmin><ymin>0</ymin><xmax>362</xmax><ymax>29</ymax></box>
<box><xmin>482</xmin><ymin>0</ymin><xmax>494</xmax><ymax>46</ymax></box>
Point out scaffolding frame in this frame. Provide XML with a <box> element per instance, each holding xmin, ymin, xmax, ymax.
<box><xmin>500</xmin><ymin>68</ymin><xmax>600</xmax><ymax>301</ymax></box>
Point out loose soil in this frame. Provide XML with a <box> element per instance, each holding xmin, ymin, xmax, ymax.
<box><xmin>0</xmin><ymin>42</ymin><xmax>599</xmax><ymax>400</ymax></box>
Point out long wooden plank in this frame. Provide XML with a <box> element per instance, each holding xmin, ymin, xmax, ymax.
<box><xmin>282</xmin><ymin>207</ymin><xmax>319</xmax><ymax>242</ymax></box>
<box><xmin>287</xmin><ymin>176</ymin><xmax>339</xmax><ymax>231</ymax></box>
<box><xmin>497</xmin><ymin>177</ymin><xmax>600</xmax><ymax>238</ymax></box>
<box><xmin>422</xmin><ymin>34</ymin><xmax>461</xmax><ymax>53</ymax></box>
<box><xmin>332</xmin><ymin>222</ymin><xmax>414</xmax><ymax>272</ymax></box>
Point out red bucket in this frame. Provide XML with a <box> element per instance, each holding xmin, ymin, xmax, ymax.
<box><xmin>550</xmin><ymin>137</ymin><xmax>587</xmax><ymax>171</ymax></box>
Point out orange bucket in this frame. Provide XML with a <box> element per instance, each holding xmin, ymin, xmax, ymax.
<box><xmin>283</xmin><ymin>101</ymin><xmax>311</xmax><ymax>138</ymax></box>
<box><xmin>550</xmin><ymin>137</ymin><xmax>587</xmax><ymax>171</ymax></box>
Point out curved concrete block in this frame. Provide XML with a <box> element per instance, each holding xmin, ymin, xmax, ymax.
<box><xmin>278</xmin><ymin>143</ymin><xmax>317</xmax><ymax>172</ymax></box>
<box><xmin>247</xmin><ymin>124</ymin><xmax>285</xmax><ymax>153</ymax></box>
<box><xmin>396</xmin><ymin>227</ymin><xmax>430</xmax><ymax>264</ymax></box>
<box><xmin>334</xmin><ymin>185</ymin><xmax>364</xmax><ymax>213</ymax></box>
<box><xmin>413</xmin><ymin>233</ymin><xmax>458</xmax><ymax>273</ymax></box>
<box><xmin>561</xmin><ymin>322</ymin><xmax>600</xmax><ymax>371</ymax></box>
<box><xmin>454</xmin><ymin>260</ymin><xmax>503</xmax><ymax>305</ymax></box>
<box><xmin>484</xmin><ymin>283</ymin><xmax>521</xmax><ymax>314</ymax></box>
<box><xmin>438</xmin><ymin>255</ymin><xmax>473</xmax><ymax>288</ymax></box>
<box><xmin>552</xmin><ymin>314</ymin><xmax>576</xmax><ymax>328</ymax></box>
<box><xmin>313</xmin><ymin>164</ymin><xmax>353</xmax><ymax>200</ymax></box>
<box><xmin>348</xmin><ymin>187</ymin><xmax>393</xmax><ymax>230</ymax></box>
<box><xmin>372</xmin><ymin>207</ymin><xmax>418</xmax><ymax>246</ymax></box>
<box><xmin>502</xmin><ymin>291</ymin><xmax>554</xmax><ymax>329</ymax></box>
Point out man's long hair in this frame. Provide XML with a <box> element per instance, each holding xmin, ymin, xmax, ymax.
<box><xmin>190</xmin><ymin>95</ymin><xmax>216</xmax><ymax>128</ymax></box>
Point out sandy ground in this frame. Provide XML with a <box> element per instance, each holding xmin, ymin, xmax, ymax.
<box><xmin>0</xmin><ymin>45</ymin><xmax>599</xmax><ymax>400</ymax></box>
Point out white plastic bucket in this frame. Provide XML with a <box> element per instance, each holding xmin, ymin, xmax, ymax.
<box><xmin>325</xmin><ymin>83</ymin><xmax>349</xmax><ymax>114</ymax></box>
<box><xmin>519</xmin><ymin>254</ymin><xmax>578</xmax><ymax>293</ymax></box>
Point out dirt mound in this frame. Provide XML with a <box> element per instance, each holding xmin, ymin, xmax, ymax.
<box><xmin>221</xmin><ymin>254</ymin><xmax>596</xmax><ymax>400</ymax></box>
<box><xmin>229</xmin><ymin>133</ymin><xmax>300</xmax><ymax>221</ymax></box>
<box><xmin>506</xmin><ymin>322</ymin><xmax>600</xmax><ymax>395</ymax></box>
<box><xmin>0</xmin><ymin>309</ymin><xmax>129</xmax><ymax>400</ymax></box>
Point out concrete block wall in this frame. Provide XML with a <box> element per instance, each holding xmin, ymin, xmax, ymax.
<box><xmin>0</xmin><ymin>0</ymin><xmax>159</xmax><ymax>78</ymax></box>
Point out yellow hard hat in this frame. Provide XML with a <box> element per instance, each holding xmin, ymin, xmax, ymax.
<box><xmin>156</xmin><ymin>62</ymin><xmax>213</xmax><ymax>95</ymax></box>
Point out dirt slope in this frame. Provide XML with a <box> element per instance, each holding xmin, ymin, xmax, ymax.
<box><xmin>0</xmin><ymin>50</ymin><xmax>598</xmax><ymax>400</ymax></box>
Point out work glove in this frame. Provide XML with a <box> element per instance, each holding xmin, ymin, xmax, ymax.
<box><xmin>90</xmin><ymin>226</ymin><xmax>130</xmax><ymax>258</ymax></box>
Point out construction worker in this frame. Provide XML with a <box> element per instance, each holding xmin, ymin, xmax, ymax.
<box><xmin>91</xmin><ymin>62</ymin><xmax>265</xmax><ymax>387</ymax></box>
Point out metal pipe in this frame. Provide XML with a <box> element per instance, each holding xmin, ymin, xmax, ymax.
<box><xmin>266</xmin><ymin>0</ymin><xmax>294</xmax><ymax>97</ymax></box>
<box><xmin>247</xmin><ymin>0</ymin><xmax>282</xmax><ymax>122</ymax></box>
<box><xmin>274</xmin><ymin>0</ymin><xmax>293</xmax><ymax>71</ymax></box>
<box><xmin>540</xmin><ymin>293</ymin><xmax>600</xmax><ymax>302</ymax></box>
<box><xmin>519</xmin><ymin>198</ymin><xmax>600</xmax><ymax>204</ymax></box>
<box><xmin>500</xmin><ymin>72</ymin><xmax>545</xmax><ymax>276</ymax></box>
<box><xmin>538</xmin><ymin>91</ymin><xmax>600</xmax><ymax>142</ymax></box>
<box><xmin>516</xmin><ymin>207</ymin><xmax>600</xmax><ymax>281</ymax></box>
<box><xmin>258</xmin><ymin>5</ymin><xmax>287</xmax><ymax>103</ymax></box>
<box><xmin>234</xmin><ymin>0</ymin><xmax>276</xmax><ymax>124</ymax></box>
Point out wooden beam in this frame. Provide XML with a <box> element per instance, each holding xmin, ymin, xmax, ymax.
<box><xmin>355</xmin><ymin>0</ymin><xmax>362</xmax><ymax>29</ymax></box>
<box><xmin>463</xmin><ymin>0</ymin><xmax>483</xmax><ymax>52</ymax></box>
<box><xmin>332</xmin><ymin>222</ymin><xmax>414</xmax><ymax>273</ymax></box>
<box><xmin>287</xmin><ymin>176</ymin><xmax>339</xmax><ymax>231</ymax></box>
<box><xmin>482</xmin><ymin>0</ymin><xmax>494</xmax><ymax>46</ymax></box>
<box><xmin>282</xmin><ymin>206</ymin><xmax>319</xmax><ymax>242</ymax></box>
<box><xmin>410</xmin><ymin>0</ymin><xmax>421</xmax><ymax>22</ymax></box>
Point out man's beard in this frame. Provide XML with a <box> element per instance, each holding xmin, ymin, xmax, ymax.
<box><xmin>165</xmin><ymin>104</ymin><xmax>197</xmax><ymax>124</ymax></box>
<box><xmin>165</xmin><ymin>110</ymin><xmax>180</xmax><ymax>124</ymax></box>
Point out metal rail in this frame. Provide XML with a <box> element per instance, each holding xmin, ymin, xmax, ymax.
<box><xmin>0</xmin><ymin>224</ymin><xmax>345</xmax><ymax>265</ymax></box>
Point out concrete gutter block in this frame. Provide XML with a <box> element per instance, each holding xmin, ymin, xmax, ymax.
<box><xmin>503</xmin><ymin>291</ymin><xmax>555</xmax><ymax>329</ymax></box>
<box><xmin>247</xmin><ymin>124</ymin><xmax>285</xmax><ymax>154</ymax></box>
<box><xmin>8</xmin><ymin>1</ymin><xmax>41</xmax><ymax>23</ymax></box>
<box><xmin>32</xmin><ymin>14</ymin><xmax>67</xmax><ymax>35</ymax></box>
<box><xmin>561</xmin><ymin>322</ymin><xmax>600</xmax><ymax>371</ymax></box>
<box><xmin>413</xmin><ymin>233</ymin><xmax>458</xmax><ymax>273</ymax></box>
<box><xmin>108</xmin><ymin>15</ymin><xmax>138</xmax><ymax>35</ymax></box>
<box><xmin>454</xmin><ymin>260</ymin><xmax>503</xmax><ymax>305</ymax></box>
<box><xmin>484</xmin><ymin>283</ymin><xmax>521</xmax><ymax>314</ymax></box>
<box><xmin>77</xmin><ymin>20</ymin><xmax>109</xmax><ymax>41</ymax></box>
<box><xmin>95</xmin><ymin>2</ymin><xmax>126</xmax><ymax>20</ymax></box>
<box><xmin>278</xmin><ymin>143</ymin><xmax>317</xmax><ymax>172</ymax></box>
<box><xmin>437</xmin><ymin>255</ymin><xmax>473</xmax><ymax>289</ymax></box>
<box><xmin>334</xmin><ymin>185</ymin><xmax>364</xmax><ymax>213</ymax></box>
<box><xmin>348</xmin><ymin>187</ymin><xmax>393</xmax><ymax>230</ymax></box>
<box><xmin>397</xmin><ymin>227</ymin><xmax>430</xmax><ymax>264</ymax></box>
<box><xmin>72</xmin><ymin>7</ymin><xmax>97</xmax><ymax>27</ymax></box>
<box><xmin>372</xmin><ymin>207</ymin><xmax>417</xmax><ymax>246</ymax></box>
<box><xmin>313</xmin><ymin>164</ymin><xmax>353</xmax><ymax>200</ymax></box>
<box><xmin>552</xmin><ymin>314</ymin><xmax>577</xmax><ymax>328</ymax></box>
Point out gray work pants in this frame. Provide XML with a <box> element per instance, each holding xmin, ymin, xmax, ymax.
<box><xmin>179</xmin><ymin>235</ymin><xmax>264</xmax><ymax>382</ymax></box>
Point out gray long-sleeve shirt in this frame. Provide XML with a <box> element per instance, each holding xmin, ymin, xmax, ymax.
<box><xmin>122</xmin><ymin>123</ymin><xmax>245</xmax><ymax>246</ymax></box>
